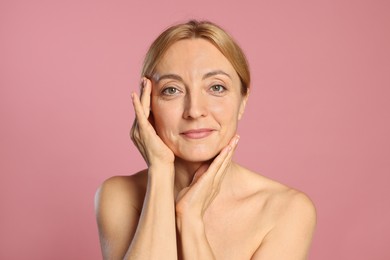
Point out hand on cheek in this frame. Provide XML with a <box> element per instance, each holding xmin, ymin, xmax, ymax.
<box><xmin>175</xmin><ymin>134</ymin><xmax>240</xmax><ymax>219</ymax></box>
<box><xmin>130</xmin><ymin>78</ymin><xmax>175</xmax><ymax>167</ymax></box>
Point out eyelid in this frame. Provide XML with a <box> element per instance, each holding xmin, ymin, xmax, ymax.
<box><xmin>209</xmin><ymin>84</ymin><xmax>227</xmax><ymax>95</ymax></box>
<box><xmin>211</xmin><ymin>84</ymin><xmax>225</xmax><ymax>89</ymax></box>
<box><xmin>159</xmin><ymin>80</ymin><xmax>182</xmax><ymax>91</ymax></box>
<box><xmin>160</xmin><ymin>85</ymin><xmax>184</xmax><ymax>97</ymax></box>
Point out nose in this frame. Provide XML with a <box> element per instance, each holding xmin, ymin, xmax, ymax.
<box><xmin>183</xmin><ymin>91</ymin><xmax>208</xmax><ymax>119</ymax></box>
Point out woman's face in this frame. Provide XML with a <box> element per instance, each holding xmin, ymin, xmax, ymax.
<box><xmin>151</xmin><ymin>39</ymin><xmax>248</xmax><ymax>162</ymax></box>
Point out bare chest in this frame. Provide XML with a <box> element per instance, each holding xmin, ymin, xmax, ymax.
<box><xmin>203</xmin><ymin>199</ymin><xmax>272</xmax><ymax>259</ymax></box>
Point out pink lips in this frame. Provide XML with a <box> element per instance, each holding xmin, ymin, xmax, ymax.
<box><xmin>180</xmin><ymin>128</ymin><xmax>215</xmax><ymax>139</ymax></box>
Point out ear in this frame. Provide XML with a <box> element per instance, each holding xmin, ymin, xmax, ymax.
<box><xmin>238</xmin><ymin>89</ymin><xmax>249</xmax><ymax>120</ymax></box>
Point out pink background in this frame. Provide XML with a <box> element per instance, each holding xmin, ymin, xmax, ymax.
<box><xmin>1</xmin><ymin>0</ymin><xmax>389</xmax><ymax>259</ymax></box>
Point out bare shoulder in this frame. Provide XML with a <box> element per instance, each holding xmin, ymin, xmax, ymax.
<box><xmin>235</xmin><ymin>164</ymin><xmax>316</xmax><ymax>259</ymax></box>
<box><xmin>236</xmin><ymin>164</ymin><xmax>316</xmax><ymax>222</ymax></box>
<box><xmin>259</xmin><ymin>175</ymin><xmax>316</xmax><ymax>224</ymax></box>
<box><xmin>95</xmin><ymin>170</ymin><xmax>148</xmax><ymax>213</ymax></box>
<box><xmin>94</xmin><ymin>170</ymin><xmax>148</xmax><ymax>259</ymax></box>
<box><xmin>265</xmin><ymin>183</ymin><xmax>317</xmax><ymax>236</ymax></box>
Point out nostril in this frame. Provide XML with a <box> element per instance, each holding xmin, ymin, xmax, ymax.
<box><xmin>183</xmin><ymin>96</ymin><xmax>208</xmax><ymax>119</ymax></box>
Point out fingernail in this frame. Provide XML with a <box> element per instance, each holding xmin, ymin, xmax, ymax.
<box><xmin>235</xmin><ymin>135</ymin><xmax>240</xmax><ymax>145</ymax></box>
<box><xmin>143</xmin><ymin>78</ymin><xmax>147</xmax><ymax>87</ymax></box>
<box><xmin>139</xmin><ymin>79</ymin><xmax>144</xmax><ymax>88</ymax></box>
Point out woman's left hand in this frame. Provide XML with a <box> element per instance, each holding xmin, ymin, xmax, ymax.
<box><xmin>175</xmin><ymin>134</ymin><xmax>240</xmax><ymax>219</ymax></box>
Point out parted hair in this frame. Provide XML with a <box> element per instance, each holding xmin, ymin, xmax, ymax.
<box><xmin>141</xmin><ymin>20</ymin><xmax>250</xmax><ymax>95</ymax></box>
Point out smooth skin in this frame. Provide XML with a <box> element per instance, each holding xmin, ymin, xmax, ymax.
<box><xmin>95</xmin><ymin>39</ymin><xmax>316</xmax><ymax>260</ymax></box>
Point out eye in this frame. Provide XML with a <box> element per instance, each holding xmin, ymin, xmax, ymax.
<box><xmin>210</xmin><ymin>84</ymin><xmax>226</xmax><ymax>93</ymax></box>
<box><xmin>162</xmin><ymin>87</ymin><xmax>180</xmax><ymax>96</ymax></box>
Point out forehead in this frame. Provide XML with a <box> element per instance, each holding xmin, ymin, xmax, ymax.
<box><xmin>155</xmin><ymin>39</ymin><xmax>238</xmax><ymax>79</ymax></box>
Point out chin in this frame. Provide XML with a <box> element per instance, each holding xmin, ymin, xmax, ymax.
<box><xmin>174</xmin><ymin>148</ymin><xmax>220</xmax><ymax>163</ymax></box>
<box><xmin>164</xmin><ymin>135</ymin><xmax>232</xmax><ymax>163</ymax></box>
<box><xmin>175</xmin><ymin>155</ymin><xmax>215</xmax><ymax>164</ymax></box>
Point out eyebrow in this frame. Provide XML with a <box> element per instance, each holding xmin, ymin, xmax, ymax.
<box><xmin>154</xmin><ymin>70</ymin><xmax>231</xmax><ymax>83</ymax></box>
<box><xmin>202</xmin><ymin>70</ymin><xmax>231</xmax><ymax>80</ymax></box>
<box><xmin>154</xmin><ymin>73</ymin><xmax>183</xmax><ymax>83</ymax></box>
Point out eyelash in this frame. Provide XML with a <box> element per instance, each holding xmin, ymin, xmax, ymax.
<box><xmin>209</xmin><ymin>84</ymin><xmax>226</xmax><ymax>94</ymax></box>
<box><xmin>161</xmin><ymin>87</ymin><xmax>181</xmax><ymax>96</ymax></box>
<box><xmin>160</xmin><ymin>84</ymin><xmax>227</xmax><ymax>97</ymax></box>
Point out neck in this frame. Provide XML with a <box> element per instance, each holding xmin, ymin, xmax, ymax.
<box><xmin>173</xmin><ymin>157</ymin><xmax>204</xmax><ymax>195</ymax></box>
<box><xmin>173</xmin><ymin>157</ymin><xmax>238</xmax><ymax>198</ymax></box>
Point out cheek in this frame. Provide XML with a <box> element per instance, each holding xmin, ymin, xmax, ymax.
<box><xmin>151</xmin><ymin>101</ymin><xmax>180</xmax><ymax>136</ymax></box>
<box><xmin>210</xmin><ymin>99</ymin><xmax>241</xmax><ymax>123</ymax></box>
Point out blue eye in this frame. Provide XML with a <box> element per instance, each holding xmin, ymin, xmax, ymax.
<box><xmin>210</xmin><ymin>85</ymin><xmax>226</xmax><ymax>93</ymax></box>
<box><xmin>162</xmin><ymin>87</ymin><xmax>179</xmax><ymax>95</ymax></box>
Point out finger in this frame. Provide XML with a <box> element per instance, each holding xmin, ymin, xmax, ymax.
<box><xmin>130</xmin><ymin>121</ymin><xmax>137</xmax><ymax>142</ymax></box>
<box><xmin>190</xmin><ymin>163</ymin><xmax>209</xmax><ymax>185</ymax></box>
<box><xmin>214</xmin><ymin>135</ymin><xmax>240</xmax><ymax>180</ymax></box>
<box><xmin>131</xmin><ymin>91</ymin><xmax>149</xmax><ymax>128</ymax></box>
<box><xmin>140</xmin><ymin>78</ymin><xmax>151</xmax><ymax>119</ymax></box>
<box><xmin>211</xmin><ymin>134</ymin><xmax>239</xmax><ymax>169</ymax></box>
<box><xmin>202</xmin><ymin>134</ymin><xmax>239</xmax><ymax>189</ymax></box>
<box><xmin>222</xmin><ymin>134</ymin><xmax>240</xmax><ymax>167</ymax></box>
<box><xmin>201</xmin><ymin>144</ymin><xmax>232</xmax><ymax>182</ymax></box>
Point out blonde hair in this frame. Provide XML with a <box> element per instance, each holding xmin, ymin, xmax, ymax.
<box><xmin>141</xmin><ymin>20</ymin><xmax>250</xmax><ymax>95</ymax></box>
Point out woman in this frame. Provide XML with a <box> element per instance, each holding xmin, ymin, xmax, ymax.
<box><xmin>95</xmin><ymin>20</ymin><xmax>316</xmax><ymax>260</ymax></box>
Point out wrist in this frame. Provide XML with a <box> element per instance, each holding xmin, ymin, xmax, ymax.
<box><xmin>148</xmin><ymin>163</ymin><xmax>175</xmax><ymax>175</ymax></box>
<box><xmin>147</xmin><ymin>164</ymin><xmax>175</xmax><ymax>188</ymax></box>
<box><xmin>176</xmin><ymin>213</ymin><xmax>204</xmax><ymax>232</ymax></box>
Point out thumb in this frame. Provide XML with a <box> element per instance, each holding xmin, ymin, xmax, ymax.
<box><xmin>190</xmin><ymin>163</ymin><xmax>210</xmax><ymax>185</ymax></box>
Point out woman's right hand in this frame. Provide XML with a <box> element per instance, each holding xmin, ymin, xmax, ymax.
<box><xmin>130</xmin><ymin>78</ymin><xmax>175</xmax><ymax>167</ymax></box>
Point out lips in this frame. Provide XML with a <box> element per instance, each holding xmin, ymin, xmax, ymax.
<box><xmin>180</xmin><ymin>128</ymin><xmax>215</xmax><ymax>139</ymax></box>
